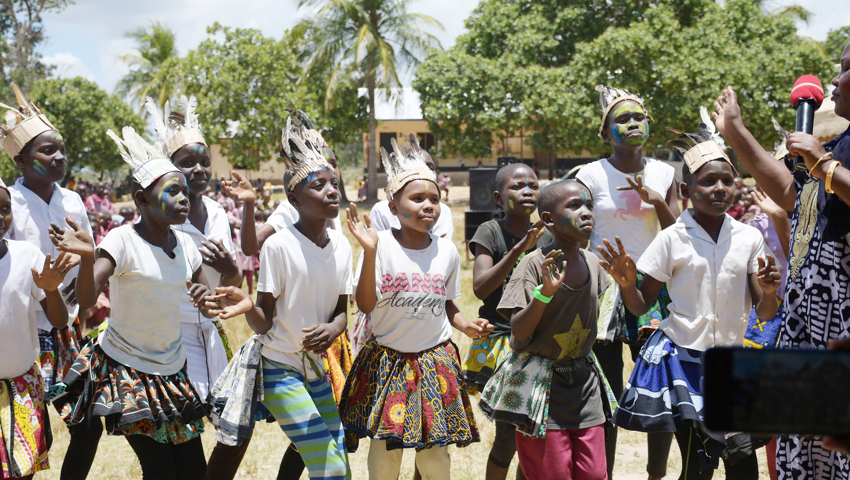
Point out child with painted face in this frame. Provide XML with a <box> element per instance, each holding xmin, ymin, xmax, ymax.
<box><xmin>204</xmin><ymin>118</ymin><xmax>353</xmax><ymax>480</ymax></box>
<box><xmin>340</xmin><ymin>134</ymin><xmax>490</xmax><ymax>480</ymax></box>
<box><xmin>50</xmin><ymin>127</ymin><xmax>214</xmax><ymax>480</ymax></box>
<box><xmin>0</xmin><ymin>84</ymin><xmax>102</xmax><ymax>480</ymax></box>
<box><xmin>576</xmin><ymin>85</ymin><xmax>680</xmax><ymax>480</ymax></box>
<box><xmin>599</xmin><ymin>128</ymin><xmax>780</xmax><ymax>480</ymax></box>
<box><xmin>0</xmin><ymin>175</ymin><xmax>72</xmax><ymax>479</ymax></box>
<box><xmin>480</xmin><ymin>180</ymin><xmax>613</xmax><ymax>480</ymax></box>
<box><xmin>146</xmin><ymin>96</ymin><xmax>240</xmax><ymax>407</ymax></box>
<box><xmin>462</xmin><ymin>162</ymin><xmax>551</xmax><ymax>480</ymax></box>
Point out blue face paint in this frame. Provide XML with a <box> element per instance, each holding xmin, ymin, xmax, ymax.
<box><xmin>193</xmin><ymin>144</ymin><xmax>205</xmax><ymax>155</ymax></box>
<box><xmin>32</xmin><ymin>161</ymin><xmax>49</xmax><ymax>177</ymax></box>
<box><xmin>402</xmin><ymin>212</ymin><xmax>412</xmax><ymax>218</ymax></box>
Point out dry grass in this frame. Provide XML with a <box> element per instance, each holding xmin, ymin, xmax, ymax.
<box><xmin>40</xmin><ymin>185</ymin><xmax>770</xmax><ymax>479</ymax></box>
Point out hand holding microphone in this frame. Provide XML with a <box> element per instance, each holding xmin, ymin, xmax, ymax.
<box><xmin>789</xmin><ymin>75</ymin><xmax>825</xmax><ymax>172</ymax></box>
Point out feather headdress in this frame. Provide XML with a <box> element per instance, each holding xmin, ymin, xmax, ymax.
<box><xmin>106</xmin><ymin>126</ymin><xmax>179</xmax><ymax>189</ymax></box>
<box><xmin>596</xmin><ymin>85</ymin><xmax>650</xmax><ymax>138</ymax></box>
<box><xmin>280</xmin><ymin>113</ymin><xmax>332</xmax><ymax>191</ymax></box>
<box><xmin>666</xmin><ymin>122</ymin><xmax>736</xmax><ymax>175</ymax></box>
<box><xmin>0</xmin><ymin>84</ymin><xmax>57</xmax><ymax>158</ymax></box>
<box><xmin>145</xmin><ymin>95</ymin><xmax>207</xmax><ymax>157</ymax></box>
<box><xmin>383</xmin><ymin>133</ymin><xmax>436</xmax><ymax>199</ymax></box>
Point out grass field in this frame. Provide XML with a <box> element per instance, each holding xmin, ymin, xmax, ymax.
<box><xmin>40</xmin><ymin>184</ymin><xmax>771</xmax><ymax>479</ymax></box>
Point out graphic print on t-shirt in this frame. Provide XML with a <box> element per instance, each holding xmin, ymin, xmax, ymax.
<box><xmin>378</xmin><ymin>272</ymin><xmax>447</xmax><ymax>318</ymax></box>
<box><xmin>553</xmin><ymin>314</ymin><xmax>591</xmax><ymax>360</ymax></box>
<box><xmin>615</xmin><ymin>188</ymin><xmax>656</xmax><ymax>233</ymax></box>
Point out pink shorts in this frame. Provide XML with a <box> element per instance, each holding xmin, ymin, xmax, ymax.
<box><xmin>516</xmin><ymin>424</ymin><xmax>608</xmax><ymax>480</ymax></box>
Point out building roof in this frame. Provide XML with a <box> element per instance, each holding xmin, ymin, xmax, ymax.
<box><xmin>358</xmin><ymin>87</ymin><xmax>423</xmax><ymax>121</ymax></box>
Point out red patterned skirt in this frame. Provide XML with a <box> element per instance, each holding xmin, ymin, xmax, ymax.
<box><xmin>54</xmin><ymin>341</ymin><xmax>205</xmax><ymax>445</ymax></box>
<box><xmin>0</xmin><ymin>364</ymin><xmax>50</xmax><ymax>478</ymax></box>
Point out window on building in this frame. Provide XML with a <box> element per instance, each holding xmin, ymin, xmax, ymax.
<box><xmin>417</xmin><ymin>133</ymin><xmax>436</xmax><ymax>152</ymax></box>
<box><xmin>380</xmin><ymin>133</ymin><xmax>396</xmax><ymax>154</ymax></box>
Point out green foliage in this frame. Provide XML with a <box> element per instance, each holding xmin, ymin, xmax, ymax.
<box><xmin>823</xmin><ymin>26</ymin><xmax>850</xmax><ymax>64</ymax></box>
<box><xmin>415</xmin><ymin>0</ymin><xmax>834</xmax><ymax>159</ymax></box>
<box><xmin>115</xmin><ymin>21</ymin><xmax>180</xmax><ymax>110</ymax></box>
<box><xmin>0</xmin><ymin>77</ymin><xmax>146</xmax><ymax>181</ymax></box>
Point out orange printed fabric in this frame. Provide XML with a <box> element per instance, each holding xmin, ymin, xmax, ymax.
<box><xmin>0</xmin><ymin>364</ymin><xmax>50</xmax><ymax>478</ymax></box>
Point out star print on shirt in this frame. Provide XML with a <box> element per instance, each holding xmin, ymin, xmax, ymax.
<box><xmin>553</xmin><ymin>314</ymin><xmax>590</xmax><ymax>360</ymax></box>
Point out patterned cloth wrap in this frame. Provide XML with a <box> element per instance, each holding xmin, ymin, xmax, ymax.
<box><xmin>479</xmin><ymin>351</ymin><xmax>617</xmax><ymax>439</ymax></box>
<box><xmin>743</xmin><ymin>302</ymin><xmax>784</xmax><ymax>349</ymax></box>
<box><xmin>323</xmin><ymin>331</ymin><xmax>354</xmax><ymax>403</ymax></box>
<box><xmin>0</xmin><ymin>364</ymin><xmax>50</xmax><ymax>478</ymax></box>
<box><xmin>54</xmin><ymin>341</ymin><xmax>205</xmax><ymax>445</ymax></box>
<box><xmin>37</xmin><ymin>330</ymin><xmax>55</xmax><ymax>393</ymax></box>
<box><xmin>338</xmin><ymin>339</ymin><xmax>479</xmax><ymax>451</ymax></box>
<box><xmin>350</xmin><ymin>310</ymin><xmax>371</xmax><ymax>357</ymax></box>
<box><xmin>462</xmin><ymin>333</ymin><xmax>512</xmax><ymax>396</ymax></box>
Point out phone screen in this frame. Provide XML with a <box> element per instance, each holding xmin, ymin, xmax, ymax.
<box><xmin>703</xmin><ymin>347</ymin><xmax>850</xmax><ymax>435</ymax></box>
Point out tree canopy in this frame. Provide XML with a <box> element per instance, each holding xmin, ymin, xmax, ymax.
<box><xmin>115</xmin><ymin>21</ymin><xmax>181</xmax><ymax>111</ymax></box>
<box><xmin>0</xmin><ymin>0</ymin><xmax>72</xmax><ymax>92</ymax></box>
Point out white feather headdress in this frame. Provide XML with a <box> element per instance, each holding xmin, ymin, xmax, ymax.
<box><xmin>596</xmin><ymin>85</ymin><xmax>651</xmax><ymax>138</ymax></box>
<box><xmin>666</xmin><ymin>122</ymin><xmax>736</xmax><ymax>175</ymax></box>
<box><xmin>106</xmin><ymin>126</ymin><xmax>179</xmax><ymax>188</ymax></box>
<box><xmin>280</xmin><ymin>112</ymin><xmax>332</xmax><ymax>191</ymax></box>
<box><xmin>383</xmin><ymin>133</ymin><xmax>436</xmax><ymax>199</ymax></box>
<box><xmin>0</xmin><ymin>84</ymin><xmax>57</xmax><ymax>158</ymax></box>
<box><xmin>145</xmin><ymin>95</ymin><xmax>207</xmax><ymax>157</ymax></box>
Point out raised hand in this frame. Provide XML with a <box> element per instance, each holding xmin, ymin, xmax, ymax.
<box><xmin>616</xmin><ymin>175</ymin><xmax>663</xmax><ymax>206</ymax></box>
<box><xmin>540</xmin><ymin>249</ymin><xmax>567</xmax><ymax>297</ymax></box>
<box><xmin>201</xmin><ymin>238</ymin><xmax>239</xmax><ymax>277</ymax></box>
<box><xmin>751</xmin><ymin>188</ymin><xmax>786</xmax><ymax>219</ymax></box>
<box><xmin>463</xmin><ymin>317</ymin><xmax>495</xmax><ymax>340</ymax></box>
<box><xmin>31</xmin><ymin>253</ymin><xmax>73</xmax><ymax>292</ymax></box>
<box><xmin>49</xmin><ymin>217</ymin><xmax>95</xmax><ymax>258</ymax></box>
<box><xmin>220</xmin><ymin>172</ymin><xmax>257</xmax><ymax>203</ymax></box>
<box><xmin>597</xmin><ymin>237</ymin><xmax>637</xmax><ymax>287</ymax></box>
<box><xmin>712</xmin><ymin>86</ymin><xmax>742</xmax><ymax>136</ymax></box>
<box><xmin>301</xmin><ymin>323</ymin><xmax>340</xmax><ymax>354</ymax></box>
<box><xmin>346</xmin><ymin>202</ymin><xmax>378</xmax><ymax>252</ymax></box>
<box><xmin>756</xmin><ymin>255</ymin><xmax>781</xmax><ymax>297</ymax></box>
<box><xmin>204</xmin><ymin>286</ymin><xmax>253</xmax><ymax>320</ymax></box>
<box><xmin>517</xmin><ymin>220</ymin><xmax>546</xmax><ymax>252</ymax></box>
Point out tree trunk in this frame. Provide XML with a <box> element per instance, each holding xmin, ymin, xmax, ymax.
<box><xmin>367</xmin><ymin>77</ymin><xmax>379</xmax><ymax>200</ymax></box>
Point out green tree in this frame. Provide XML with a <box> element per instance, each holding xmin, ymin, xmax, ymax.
<box><xmin>823</xmin><ymin>26</ymin><xmax>850</xmax><ymax>64</ymax></box>
<box><xmin>115</xmin><ymin>21</ymin><xmax>180</xmax><ymax>111</ymax></box>
<box><xmin>0</xmin><ymin>0</ymin><xmax>72</xmax><ymax>90</ymax></box>
<box><xmin>297</xmin><ymin>0</ymin><xmax>443</xmax><ymax>199</ymax></box>
<box><xmin>0</xmin><ymin>76</ymin><xmax>146</xmax><ymax>181</ymax></box>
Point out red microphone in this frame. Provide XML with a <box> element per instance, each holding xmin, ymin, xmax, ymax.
<box><xmin>790</xmin><ymin>75</ymin><xmax>824</xmax><ymax>171</ymax></box>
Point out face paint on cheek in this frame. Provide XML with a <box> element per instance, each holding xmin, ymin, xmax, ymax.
<box><xmin>402</xmin><ymin>212</ymin><xmax>412</xmax><ymax>218</ymax></box>
<box><xmin>526</xmin><ymin>208</ymin><xmax>532</xmax><ymax>215</ymax></box>
<box><xmin>32</xmin><ymin>161</ymin><xmax>49</xmax><ymax>177</ymax></box>
<box><xmin>693</xmin><ymin>192</ymin><xmax>703</xmax><ymax>200</ymax></box>
<box><xmin>508</xmin><ymin>199</ymin><xmax>515</xmax><ymax>209</ymax></box>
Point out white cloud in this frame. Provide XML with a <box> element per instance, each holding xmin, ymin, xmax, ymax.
<box><xmin>43</xmin><ymin>51</ymin><xmax>96</xmax><ymax>80</ymax></box>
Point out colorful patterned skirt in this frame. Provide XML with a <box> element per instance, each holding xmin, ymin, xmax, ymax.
<box><xmin>338</xmin><ymin>340</ymin><xmax>479</xmax><ymax>451</ymax></box>
<box><xmin>462</xmin><ymin>333</ymin><xmax>512</xmax><ymax>395</ymax></box>
<box><xmin>38</xmin><ymin>317</ymin><xmax>86</xmax><ymax>397</ymax></box>
<box><xmin>323</xmin><ymin>331</ymin><xmax>354</xmax><ymax>403</ymax></box>
<box><xmin>54</xmin><ymin>342</ymin><xmax>205</xmax><ymax>445</ymax></box>
<box><xmin>0</xmin><ymin>364</ymin><xmax>50</xmax><ymax>478</ymax></box>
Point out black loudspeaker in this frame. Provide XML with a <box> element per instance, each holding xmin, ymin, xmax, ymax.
<box><xmin>469</xmin><ymin>167</ymin><xmax>498</xmax><ymax>211</ymax></box>
<box><xmin>465</xmin><ymin>210</ymin><xmax>503</xmax><ymax>242</ymax></box>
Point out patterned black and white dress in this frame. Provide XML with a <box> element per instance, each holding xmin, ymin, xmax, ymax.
<box><xmin>778</xmin><ymin>127</ymin><xmax>850</xmax><ymax>480</ymax></box>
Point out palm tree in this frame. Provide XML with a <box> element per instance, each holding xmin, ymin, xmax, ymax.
<box><xmin>296</xmin><ymin>0</ymin><xmax>443</xmax><ymax>200</ymax></box>
<box><xmin>115</xmin><ymin>21</ymin><xmax>179</xmax><ymax>111</ymax></box>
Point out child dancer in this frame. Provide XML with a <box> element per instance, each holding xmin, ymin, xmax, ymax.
<box><xmin>480</xmin><ymin>180</ymin><xmax>613</xmax><ymax>480</ymax></box>
<box><xmin>0</xmin><ymin>175</ymin><xmax>72</xmax><ymax>479</ymax></box>
<box><xmin>146</xmin><ymin>96</ymin><xmax>239</xmax><ymax>402</ymax></box>
<box><xmin>51</xmin><ymin>126</ymin><xmax>212</xmax><ymax>479</ymax></box>
<box><xmin>600</xmin><ymin>125</ymin><xmax>780</xmax><ymax>479</ymax></box>
<box><xmin>205</xmin><ymin>117</ymin><xmax>352</xmax><ymax>480</ymax></box>
<box><xmin>0</xmin><ymin>84</ymin><xmax>101</xmax><ymax>480</ymax></box>
<box><xmin>463</xmin><ymin>162</ymin><xmax>548</xmax><ymax>480</ymax></box>
<box><xmin>340</xmin><ymin>134</ymin><xmax>491</xmax><ymax>480</ymax></box>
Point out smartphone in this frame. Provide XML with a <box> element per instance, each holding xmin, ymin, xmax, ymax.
<box><xmin>703</xmin><ymin>347</ymin><xmax>850</xmax><ymax>436</ymax></box>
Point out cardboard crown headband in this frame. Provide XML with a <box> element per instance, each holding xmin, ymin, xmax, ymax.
<box><xmin>145</xmin><ymin>95</ymin><xmax>207</xmax><ymax>158</ymax></box>
<box><xmin>280</xmin><ymin>111</ymin><xmax>332</xmax><ymax>191</ymax></box>
<box><xmin>0</xmin><ymin>84</ymin><xmax>57</xmax><ymax>158</ymax></box>
<box><xmin>383</xmin><ymin>133</ymin><xmax>436</xmax><ymax>199</ymax></box>
<box><xmin>596</xmin><ymin>85</ymin><xmax>651</xmax><ymax>138</ymax></box>
<box><xmin>106</xmin><ymin>126</ymin><xmax>180</xmax><ymax>189</ymax></box>
<box><xmin>666</xmin><ymin>111</ymin><xmax>737</xmax><ymax>175</ymax></box>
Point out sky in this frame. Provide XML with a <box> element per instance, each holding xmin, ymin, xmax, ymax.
<box><xmin>39</xmin><ymin>0</ymin><xmax>850</xmax><ymax>96</ymax></box>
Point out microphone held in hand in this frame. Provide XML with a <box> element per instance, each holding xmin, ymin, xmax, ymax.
<box><xmin>790</xmin><ymin>75</ymin><xmax>825</xmax><ymax>171</ymax></box>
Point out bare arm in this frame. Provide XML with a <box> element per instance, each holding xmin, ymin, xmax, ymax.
<box><xmin>347</xmin><ymin>203</ymin><xmax>379</xmax><ymax>313</ymax></box>
<box><xmin>713</xmin><ymin>87</ymin><xmax>797</xmax><ymax>210</ymax></box>
<box><xmin>597</xmin><ymin>237</ymin><xmax>663</xmax><ymax>317</ymax></box>
<box><xmin>31</xmin><ymin>253</ymin><xmax>73</xmax><ymax>329</ymax></box>
<box><xmin>786</xmin><ymin>132</ymin><xmax>850</xmax><ymax>209</ymax></box>
<box><xmin>472</xmin><ymin>223</ymin><xmax>544</xmax><ymax>300</ymax></box>
<box><xmin>244</xmin><ymin>291</ymin><xmax>275</xmax><ymax>335</ymax></box>
<box><xmin>447</xmin><ymin>300</ymin><xmax>493</xmax><ymax>339</ymax></box>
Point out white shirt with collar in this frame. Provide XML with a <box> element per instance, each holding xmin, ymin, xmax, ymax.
<box><xmin>636</xmin><ymin>209</ymin><xmax>769</xmax><ymax>351</ymax></box>
<box><xmin>369</xmin><ymin>200</ymin><xmax>454</xmax><ymax>241</ymax></box>
<box><xmin>6</xmin><ymin>178</ymin><xmax>93</xmax><ymax>331</ymax></box>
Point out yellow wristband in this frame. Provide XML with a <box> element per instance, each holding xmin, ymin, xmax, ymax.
<box><xmin>826</xmin><ymin>160</ymin><xmax>840</xmax><ymax>194</ymax></box>
<box><xmin>809</xmin><ymin>152</ymin><xmax>834</xmax><ymax>177</ymax></box>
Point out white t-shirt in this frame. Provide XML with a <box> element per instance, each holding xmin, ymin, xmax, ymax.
<box><xmin>355</xmin><ymin>229</ymin><xmax>460</xmax><ymax>352</ymax></box>
<box><xmin>97</xmin><ymin>225</ymin><xmax>202</xmax><ymax>375</ymax></box>
<box><xmin>257</xmin><ymin>225</ymin><xmax>353</xmax><ymax>378</ymax></box>
<box><xmin>0</xmin><ymin>240</ymin><xmax>47</xmax><ymax>378</ymax></box>
<box><xmin>636</xmin><ymin>210</ymin><xmax>769</xmax><ymax>351</ymax></box>
<box><xmin>369</xmin><ymin>200</ymin><xmax>454</xmax><ymax>241</ymax></box>
<box><xmin>6</xmin><ymin>178</ymin><xmax>93</xmax><ymax>330</ymax></box>
<box><xmin>266</xmin><ymin>200</ymin><xmax>342</xmax><ymax>232</ymax></box>
<box><xmin>178</xmin><ymin>196</ymin><xmax>236</xmax><ymax>323</ymax></box>
<box><xmin>576</xmin><ymin>158</ymin><xmax>675</xmax><ymax>260</ymax></box>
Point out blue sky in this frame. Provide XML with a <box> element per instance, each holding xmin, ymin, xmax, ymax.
<box><xmin>39</xmin><ymin>0</ymin><xmax>850</xmax><ymax>94</ymax></box>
